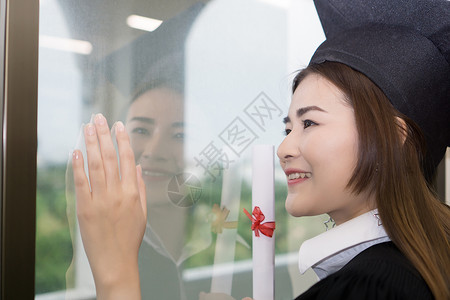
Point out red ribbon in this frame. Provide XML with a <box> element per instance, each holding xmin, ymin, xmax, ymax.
<box><xmin>243</xmin><ymin>206</ymin><xmax>276</xmax><ymax>238</ymax></box>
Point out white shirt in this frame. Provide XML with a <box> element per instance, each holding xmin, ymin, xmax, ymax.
<box><xmin>298</xmin><ymin>209</ymin><xmax>391</xmax><ymax>280</ymax></box>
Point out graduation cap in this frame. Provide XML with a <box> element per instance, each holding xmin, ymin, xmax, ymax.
<box><xmin>310</xmin><ymin>0</ymin><xmax>450</xmax><ymax>180</ymax></box>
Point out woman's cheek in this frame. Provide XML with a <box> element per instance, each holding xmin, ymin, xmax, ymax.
<box><xmin>129</xmin><ymin>139</ymin><xmax>144</xmax><ymax>162</ymax></box>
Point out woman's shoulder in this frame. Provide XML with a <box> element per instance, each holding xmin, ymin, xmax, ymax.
<box><xmin>295</xmin><ymin>242</ymin><xmax>433</xmax><ymax>300</ymax></box>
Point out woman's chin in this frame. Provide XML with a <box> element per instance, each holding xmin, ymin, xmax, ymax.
<box><xmin>145</xmin><ymin>189</ymin><xmax>171</xmax><ymax>206</ymax></box>
<box><xmin>285</xmin><ymin>194</ymin><xmax>319</xmax><ymax>217</ymax></box>
<box><xmin>285</xmin><ymin>194</ymin><xmax>305</xmax><ymax>217</ymax></box>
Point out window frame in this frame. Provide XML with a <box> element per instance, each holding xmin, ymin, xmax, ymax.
<box><xmin>1</xmin><ymin>0</ymin><xmax>39</xmax><ymax>298</ymax></box>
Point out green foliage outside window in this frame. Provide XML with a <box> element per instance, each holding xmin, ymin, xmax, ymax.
<box><xmin>35</xmin><ymin>164</ymin><xmax>295</xmax><ymax>295</ymax></box>
<box><xmin>35</xmin><ymin>164</ymin><xmax>73</xmax><ymax>294</ymax></box>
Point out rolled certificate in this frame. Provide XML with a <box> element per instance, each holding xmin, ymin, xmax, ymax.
<box><xmin>210</xmin><ymin>160</ymin><xmax>242</xmax><ymax>294</ymax></box>
<box><xmin>251</xmin><ymin>145</ymin><xmax>275</xmax><ymax>300</ymax></box>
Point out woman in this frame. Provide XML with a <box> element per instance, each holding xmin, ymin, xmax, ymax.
<box><xmin>275</xmin><ymin>20</ymin><xmax>449</xmax><ymax>298</ymax></box>
<box><xmin>278</xmin><ymin>61</ymin><xmax>449</xmax><ymax>299</ymax></box>
<box><xmin>127</xmin><ymin>77</ymin><xmax>224</xmax><ymax>299</ymax></box>
<box><xmin>126</xmin><ymin>78</ymin><xmax>188</xmax><ymax>299</ymax></box>
<box><xmin>71</xmin><ymin>7</ymin><xmax>450</xmax><ymax>300</ymax></box>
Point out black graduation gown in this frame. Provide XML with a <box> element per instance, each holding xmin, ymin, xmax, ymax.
<box><xmin>295</xmin><ymin>242</ymin><xmax>433</xmax><ymax>300</ymax></box>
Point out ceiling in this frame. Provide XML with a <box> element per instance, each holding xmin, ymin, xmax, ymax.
<box><xmin>57</xmin><ymin>0</ymin><xmax>210</xmax><ymax>65</ymax></box>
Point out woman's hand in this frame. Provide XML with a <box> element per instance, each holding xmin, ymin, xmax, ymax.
<box><xmin>72</xmin><ymin>113</ymin><xmax>147</xmax><ymax>300</ymax></box>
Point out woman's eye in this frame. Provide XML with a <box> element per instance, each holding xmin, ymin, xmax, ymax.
<box><xmin>284</xmin><ymin>129</ymin><xmax>292</xmax><ymax>136</ymax></box>
<box><xmin>302</xmin><ymin>119</ymin><xmax>317</xmax><ymax>129</ymax></box>
<box><xmin>173</xmin><ymin>132</ymin><xmax>184</xmax><ymax>140</ymax></box>
<box><xmin>131</xmin><ymin>127</ymin><xmax>150</xmax><ymax>135</ymax></box>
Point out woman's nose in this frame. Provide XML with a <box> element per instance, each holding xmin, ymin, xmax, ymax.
<box><xmin>142</xmin><ymin>131</ymin><xmax>168</xmax><ymax>160</ymax></box>
<box><xmin>277</xmin><ymin>132</ymin><xmax>300</xmax><ymax>163</ymax></box>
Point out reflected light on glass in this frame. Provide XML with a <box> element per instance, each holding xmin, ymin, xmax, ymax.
<box><xmin>258</xmin><ymin>0</ymin><xmax>291</xmax><ymax>9</ymax></box>
<box><xmin>39</xmin><ymin>35</ymin><xmax>93</xmax><ymax>55</ymax></box>
<box><xmin>126</xmin><ymin>14</ymin><xmax>163</xmax><ymax>32</ymax></box>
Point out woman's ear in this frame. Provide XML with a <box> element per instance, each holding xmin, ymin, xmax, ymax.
<box><xmin>396</xmin><ymin>116</ymin><xmax>408</xmax><ymax>145</ymax></box>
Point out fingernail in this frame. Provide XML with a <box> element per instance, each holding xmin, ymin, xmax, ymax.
<box><xmin>72</xmin><ymin>150</ymin><xmax>80</xmax><ymax>160</ymax></box>
<box><xmin>95</xmin><ymin>113</ymin><xmax>106</xmax><ymax>126</ymax></box>
<box><xmin>86</xmin><ymin>124</ymin><xmax>96</xmax><ymax>136</ymax></box>
<box><xmin>115</xmin><ymin>121</ymin><xmax>125</xmax><ymax>132</ymax></box>
<box><xmin>136</xmin><ymin>164</ymin><xmax>142</xmax><ymax>176</ymax></box>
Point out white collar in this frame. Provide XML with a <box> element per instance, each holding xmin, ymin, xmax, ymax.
<box><xmin>298</xmin><ymin>209</ymin><xmax>390</xmax><ymax>278</ymax></box>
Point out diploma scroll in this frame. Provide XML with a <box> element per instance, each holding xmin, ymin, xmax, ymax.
<box><xmin>210</xmin><ymin>160</ymin><xmax>242</xmax><ymax>294</ymax></box>
<box><xmin>252</xmin><ymin>145</ymin><xmax>275</xmax><ymax>300</ymax></box>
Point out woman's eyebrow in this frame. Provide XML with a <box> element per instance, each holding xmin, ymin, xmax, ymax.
<box><xmin>128</xmin><ymin>117</ymin><xmax>154</xmax><ymax>124</ymax></box>
<box><xmin>296</xmin><ymin>105</ymin><xmax>327</xmax><ymax>118</ymax></box>
<box><xmin>172</xmin><ymin>121</ymin><xmax>184</xmax><ymax>128</ymax></box>
<box><xmin>283</xmin><ymin>105</ymin><xmax>327</xmax><ymax>124</ymax></box>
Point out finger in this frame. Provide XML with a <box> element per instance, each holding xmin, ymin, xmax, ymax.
<box><xmin>136</xmin><ymin>165</ymin><xmax>147</xmax><ymax>220</ymax></box>
<box><xmin>84</xmin><ymin>123</ymin><xmax>106</xmax><ymax>193</ymax></box>
<box><xmin>114</xmin><ymin>121</ymin><xmax>138</xmax><ymax>187</ymax></box>
<box><xmin>93</xmin><ymin>113</ymin><xmax>120</xmax><ymax>187</ymax></box>
<box><xmin>72</xmin><ymin>150</ymin><xmax>91</xmax><ymax>209</ymax></box>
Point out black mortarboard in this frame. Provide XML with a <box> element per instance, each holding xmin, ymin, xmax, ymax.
<box><xmin>310</xmin><ymin>0</ymin><xmax>450</xmax><ymax>180</ymax></box>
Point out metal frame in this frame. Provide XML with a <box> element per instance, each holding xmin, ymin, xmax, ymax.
<box><xmin>0</xmin><ymin>0</ymin><xmax>5</xmax><ymax>294</ymax></box>
<box><xmin>1</xmin><ymin>0</ymin><xmax>39</xmax><ymax>298</ymax></box>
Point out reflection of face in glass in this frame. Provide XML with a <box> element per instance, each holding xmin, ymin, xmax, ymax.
<box><xmin>126</xmin><ymin>86</ymin><xmax>184</xmax><ymax>204</ymax></box>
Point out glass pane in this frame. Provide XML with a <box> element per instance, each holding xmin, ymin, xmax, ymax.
<box><xmin>36</xmin><ymin>0</ymin><xmax>327</xmax><ymax>299</ymax></box>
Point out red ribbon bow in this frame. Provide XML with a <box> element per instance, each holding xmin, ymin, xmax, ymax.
<box><xmin>243</xmin><ymin>206</ymin><xmax>276</xmax><ymax>238</ymax></box>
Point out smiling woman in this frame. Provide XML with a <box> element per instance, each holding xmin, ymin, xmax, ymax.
<box><xmin>287</xmin><ymin>56</ymin><xmax>449</xmax><ymax>299</ymax></box>
<box><xmin>278</xmin><ymin>74</ymin><xmax>368</xmax><ymax>224</ymax></box>
<box><xmin>125</xmin><ymin>76</ymin><xmax>190</xmax><ymax>282</ymax></box>
<box><xmin>126</xmin><ymin>82</ymin><xmax>185</xmax><ymax>203</ymax></box>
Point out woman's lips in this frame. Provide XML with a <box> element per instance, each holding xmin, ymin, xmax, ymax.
<box><xmin>141</xmin><ymin>169</ymin><xmax>174</xmax><ymax>182</ymax></box>
<box><xmin>287</xmin><ymin>177</ymin><xmax>309</xmax><ymax>186</ymax></box>
<box><xmin>284</xmin><ymin>169</ymin><xmax>312</xmax><ymax>186</ymax></box>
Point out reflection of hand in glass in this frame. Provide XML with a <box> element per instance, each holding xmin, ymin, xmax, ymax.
<box><xmin>72</xmin><ymin>113</ymin><xmax>146</xmax><ymax>299</ymax></box>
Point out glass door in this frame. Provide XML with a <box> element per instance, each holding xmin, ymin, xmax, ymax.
<box><xmin>34</xmin><ymin>1</ymin><xmax>331</xmax><ymax>299</ymax></box>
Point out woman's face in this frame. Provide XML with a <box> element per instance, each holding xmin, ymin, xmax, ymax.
<box><xmin>126</xmin><ymin>87</ymin><xmax>184</xmax><ymax>201</ymax></box>
<box><xmin>277</xmin><ymin>74</ymin><xmax>373</xmax><ymax>225</ymax></box>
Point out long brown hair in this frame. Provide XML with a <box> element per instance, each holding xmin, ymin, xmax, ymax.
<box><xmin>293</xmin><ymin>62</ymin><xmax>450</xmax><ymax>299</ymax></box>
